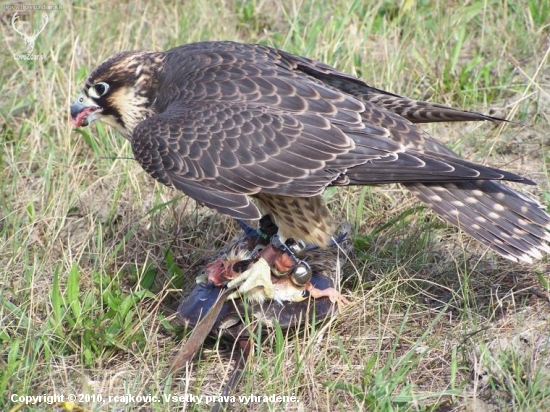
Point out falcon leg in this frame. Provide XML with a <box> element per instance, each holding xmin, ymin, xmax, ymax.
<box><xmin>270</xmin><ymin>234</ymin><xmax>313</xmax><ymax>286</ymax></box>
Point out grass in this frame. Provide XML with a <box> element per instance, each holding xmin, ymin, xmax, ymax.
<box><xmin>1</xmin><ymin>0</ymin><xmax>550</xmax><ymax>410</ymax></box>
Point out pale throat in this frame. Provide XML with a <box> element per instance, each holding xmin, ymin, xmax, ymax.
<box><xmin>110</xmin><ymin>86</ymin><xmax>154</xmax><ymax>139</ymax></box>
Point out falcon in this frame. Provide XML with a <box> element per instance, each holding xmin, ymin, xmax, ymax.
<box><xmin>71</xmin><ymin>41</ymin><xmax>550</xmax><ymax>302</ymax></box>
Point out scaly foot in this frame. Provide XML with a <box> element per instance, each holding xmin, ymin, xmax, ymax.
<box><xmin>226</xmin><ymin>257</ymin><xmax>275</xmax><ymax>303</ymax></box>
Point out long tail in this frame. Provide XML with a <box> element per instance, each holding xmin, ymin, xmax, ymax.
<box><xmin>406</xmin><ymin>180</ymin><xmax>550</xmax><ymax>263</ymax></box>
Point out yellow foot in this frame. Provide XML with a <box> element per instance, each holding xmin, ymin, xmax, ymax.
<box><xmin>226</xmin><ymin>258</ymin><xmax>275</xmax><ymax>303</ymax></box>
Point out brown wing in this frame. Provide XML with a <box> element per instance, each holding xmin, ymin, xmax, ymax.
<box><xmin>278</xmin><ymin>48</ymin><xmax>505</xmax><ymax>124</ymax></box>
<box><xmin>131</xmin><ymin>42</ymin><xmax>527</xmax><ymax>221</ymax></box>
<box><xmin>131</xmin><ymin>100</ymin><xmax>395</xmax><ymax>219</ymax></box>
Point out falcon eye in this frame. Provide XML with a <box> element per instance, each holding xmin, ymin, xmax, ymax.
<box><xmin>89</xmin><ymin>82</ymin><xmax>110</xmax><ymax>98</ymax></box>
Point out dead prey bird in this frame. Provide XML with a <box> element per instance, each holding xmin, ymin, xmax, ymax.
<box><xmin>175</xmin><ymin>216</ymin><xmax>352</xmax><ymax>410</ymax></box>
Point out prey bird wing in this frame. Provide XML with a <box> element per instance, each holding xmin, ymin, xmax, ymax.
<box><xmin>71</xmin><ymin>41</ymin><xmax>550</xmax><ymax>263</ymax></box>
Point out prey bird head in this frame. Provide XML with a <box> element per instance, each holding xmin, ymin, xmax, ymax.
<box><xmin>70</xmin><ymin>50</ymin><xmax>165</xmax><ymax>139</ymax></box>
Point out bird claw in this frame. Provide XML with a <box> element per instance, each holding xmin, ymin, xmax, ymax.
<box><xmin>226</xmin><ymin>257</ymin><xmax>275</xmax><ymax>302</ymax></box>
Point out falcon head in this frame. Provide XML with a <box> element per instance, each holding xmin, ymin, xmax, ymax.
<box><xmin>70</xmin><ymin>50</ymin><xmax>165</xmax><ymax>139</ymax></box>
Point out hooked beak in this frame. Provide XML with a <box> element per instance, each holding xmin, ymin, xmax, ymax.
<box><xmin>70</xmin><ymin>93</ymin><xmax>102</xmax><ymax>127</ymax></box>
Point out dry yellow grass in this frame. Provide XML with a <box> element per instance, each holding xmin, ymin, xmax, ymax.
<box><xmin>1</xmin><ymin>1</ymin><xmax>549</xmax><ymax>411</ymax></box>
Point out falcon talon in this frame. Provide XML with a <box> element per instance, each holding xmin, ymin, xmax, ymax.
<box><xmin>226</xmin><ymin>257</ymin><xmax>276</xmax><ymax>302</ymax></box>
